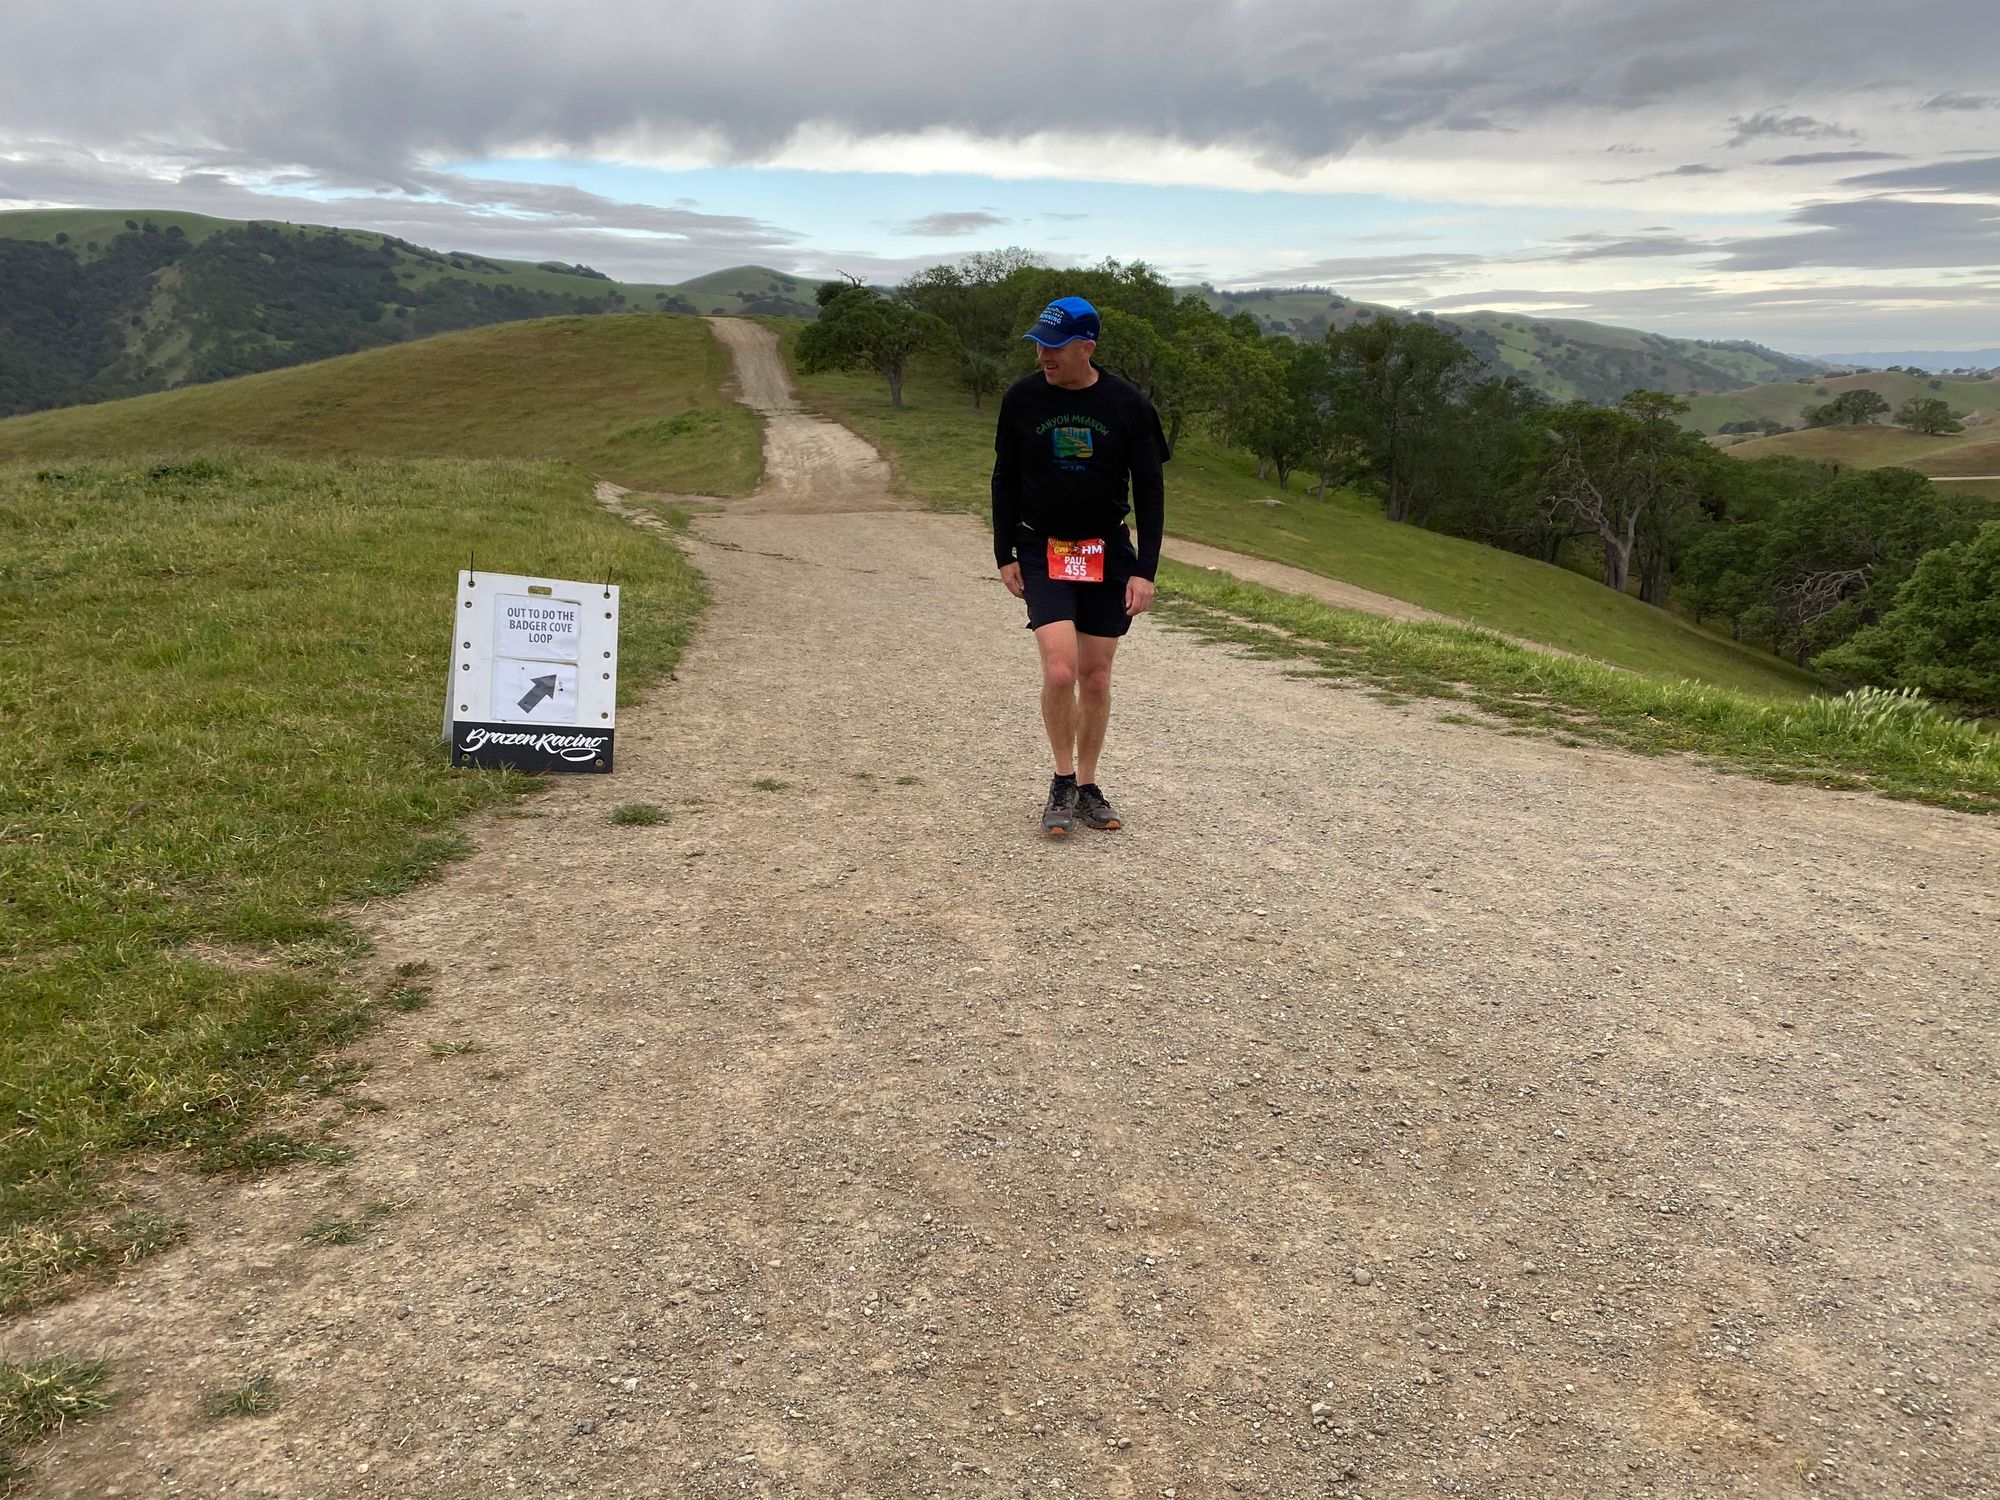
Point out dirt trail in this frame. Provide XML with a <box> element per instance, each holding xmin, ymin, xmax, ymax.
<box><xmin>704</xmin><ymin>318</ymin><xmax>903</xmax><ymax>516</ymax></box>
<box><xmin>7</xmin><ymin>324</ymin><xmax>1996</xmax><ymax>1500</ymax></box>
<box><xmin>1157</xmin><ymin>537</ymin><xmax>1454</xmax><ymax>627</ymax></box>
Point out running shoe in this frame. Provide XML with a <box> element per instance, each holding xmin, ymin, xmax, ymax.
<box><xmin>1041</xmin><ymin>776</ymin><xmax>1079</xmax><ymax>837</ymax></box>
<box><xmin>1076</xmin><ymin>783</ymin><xmax>1121</xmax><ymax>831</ymax></box>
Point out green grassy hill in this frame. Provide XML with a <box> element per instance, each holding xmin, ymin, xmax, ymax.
<box><xmin>1688</xmin><ymin>369</ymin><xmax>2000</xmax><ymax>435</ymax></box>
<box><xmin>1720</xmin><ymin>422</ymin><xmax>2000</xmax><ymax>474</ymax></box>
<box><xmin>0</xmin><ymin>314</ymin><xmax>761</xmax><ymax>495</ymax></box>
<box><xmin>668</xmin><ymin>264</ymin><xmax>821</xmax><ymax>316</ymax></box>
<box><xmin>776</xmin><ymin>323</ymin><xmax>1818</xmax><ymax>701</ymax></box>
<box><xmin>0</xmin><ymin>208</ymin><xmax>826</xmax><ymax>314</ymax></box>
<box><xmin>1191</xmin><ymin>287</ymin><xmax>1821</xmax><ymax>405</ymax></box>
<box><xmin>0</xmin><ymin>211</ymin><xmax>824</xmax><ymax>417</ymax></box>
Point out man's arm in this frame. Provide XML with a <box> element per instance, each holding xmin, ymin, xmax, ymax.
<box><xmin>1129</xmin><ymin>399</ymin><xmax>1167</xmax><ymax>580</ymax></box>
<box><xmin>991</xmin><ymin>389</ymin><xmax>1022</xmax><ymax>570</ymax></box>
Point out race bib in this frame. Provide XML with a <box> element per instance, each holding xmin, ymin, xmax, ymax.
<box><xmin>1047</xmin><ymin>537</ymin><xmax>1105</xmax><ymax>583</ymax></box>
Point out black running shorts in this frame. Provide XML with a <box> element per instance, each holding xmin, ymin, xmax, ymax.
<box><xmin>1017</xmin><ymin>528</ymin><xmax>1139</xmax><ymax>638</ymax></box>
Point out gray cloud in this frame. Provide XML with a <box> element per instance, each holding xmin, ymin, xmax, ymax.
<box><xmin>795</xmin><ymin>247</ymin><xmax>1066</xmax><ymax>284</ymax></box>
<box><xmin>1922</xmin><ymin>92</ymin><xmax>1997</xmax><ymax>111</ymax></box>
<box><xmin>1</xmin><ymin>0</ymin><xmax>1992</xmax><ymax>185</ymax></box>
<box><xmin>1725</xmin><ymin>110</ymin><xmax>1859</xmax><ymax>147</ymax></box>
<box><xmin>1764</xmin><ymin>150</ymin><xmax>1904</xmax><ymax>166</ymax></box>
<box><xmin>1419</xmin><ymin>289</ymin><xmax>1586</xmax><ymax>310</ymax></box>
<box><xmin>1837</xmin><ymin>155</ymin><xmax>2000</xmax><ymax>194</ymax></box>
<box><xmin>1241</xmin><ymin>252</ymin><xmax>1487</xmax><ymax>286</ymax></box>
<box><xmin>1713</xmin><ymin>197</ymin><xmax>2000</xmax><ymax>271</ymax></box>
<box><xmin>1603</xmin><ymin>163</ymin><xmax>1727</xmax><ymax>182</ymax></box>
<box><xmin>1413</xmin><ymin>278</ymin><xmax>2000</xmax><ymax>350</ymax></box>
<box><xmin>1553</xmin><ymin>232</ymin><xmax>1713</xmax><ymax>260</ymax></box>
<box><xmin>894</xmin><ymin>210</ymin><xmax>1009</xmax><ymax>237</ymax></box>
<box><xmin>1299</xmin><ymin>271</ymin><xmax>2000</xmax><ymax>349</ymax></box>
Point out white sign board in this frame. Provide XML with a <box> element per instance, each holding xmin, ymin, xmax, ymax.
<box><xmin>445</xmin><ymin>569</ymin><xmax>619</xmax><ymax>772</ymax></box>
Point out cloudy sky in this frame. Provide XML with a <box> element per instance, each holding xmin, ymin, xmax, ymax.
<box><xmin>2</xmin><ymin>0</ymin><xmax>1996</xmax><ymax>353</ymax></box>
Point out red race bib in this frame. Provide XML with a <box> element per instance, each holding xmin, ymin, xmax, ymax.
<box><xmin>1047</xmin><ymin>537</ymin><xmax>1105</xmax><ymax>583</ymax></box>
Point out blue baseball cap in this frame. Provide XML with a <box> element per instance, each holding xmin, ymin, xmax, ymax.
<box><xmin>1022</xmin><ymin>296</ymin><xmax>1100</xmax><ymax>347</ymax></box>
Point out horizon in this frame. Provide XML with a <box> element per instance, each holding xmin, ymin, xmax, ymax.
<box><xmin>3</xmin><ymin>1</ymin><xmax>1996</xmax><ymax>355</ymax></box>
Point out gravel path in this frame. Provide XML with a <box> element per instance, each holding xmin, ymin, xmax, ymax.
<box><xmin>6</xmin><ymin>325</ymin><xmax>1995</xmax><ymax>1500</ymax></box>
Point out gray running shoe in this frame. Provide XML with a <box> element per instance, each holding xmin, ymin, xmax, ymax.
<box><xmin>1076</xmin><ymin>783</ymin><xmax>1121</xmax><ymax>830</ymax></box>
<box><xmin>1041</xmin><ymin>776</ymin><xmax>1079</xmax><ymax>837</ymax></box>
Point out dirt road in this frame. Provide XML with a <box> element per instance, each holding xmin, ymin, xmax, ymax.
<box><xmin>6</xmin><ymin>324</ymin><xmax>1995</xmax><ymax>1500</ymax></box>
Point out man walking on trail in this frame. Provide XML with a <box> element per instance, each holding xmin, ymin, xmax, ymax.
<box><xmin>992</xmin><ymin>296</ymin><xmax>1167</xmax><ymax>838</ymax></box>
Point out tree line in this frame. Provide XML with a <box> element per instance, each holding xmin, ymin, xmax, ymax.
<box><xmin>798</xmin><ymin>254</ymin><xmax>1998</xmax><ymax>717</ymax></box>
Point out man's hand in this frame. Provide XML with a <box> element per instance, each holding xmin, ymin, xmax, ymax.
<box><xmin>1000</xmin><ymin>561</ymin><xmax>1025</xmax><ymax>599</ymax></box>
<box><xmin>1125</xmin><ymin>575</ymin><xmax>1156</xmax><ymax>616</ymax></box>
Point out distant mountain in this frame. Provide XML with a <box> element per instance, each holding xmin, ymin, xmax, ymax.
<box><xmin>1191</xmin><ymin>285</ymin><xmax>1824</xmax><ymax>406</ymax></box>
<box><xmin>1805</xmin><ymin>349</ymin><xmax>2000</xmax><ymax>373</ymax></box>
<box><xmin>0</xmin><ymin>210</ymin><xmax>821</xmax><ymax>416</ymax></box>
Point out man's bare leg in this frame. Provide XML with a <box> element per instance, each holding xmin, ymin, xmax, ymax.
<box><xmin>1034</xmin><ymin>621</ymin><xmax>1081</xmax><ymax>775</ymax></box>
<box><xmin>1075</xmin><ymin>632</ymin><xmax>1118</xmax><ymax>785</ymax></box>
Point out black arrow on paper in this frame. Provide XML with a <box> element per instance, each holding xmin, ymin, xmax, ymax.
<box><xmin>517</xmin><ymin>674</ymin><xmax>558</xmax><ymax>713</ymax></box>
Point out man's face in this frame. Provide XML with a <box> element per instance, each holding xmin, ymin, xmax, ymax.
<box><xmin>1036</xmin><ymin>337</ymin><xmax>1096</xmax><ymax>388</ymax></box>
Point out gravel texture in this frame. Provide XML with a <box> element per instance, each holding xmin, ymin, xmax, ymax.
<box><xmin>4</xmin><ymin>323</ymin><xmax>1994</xmax><ymax>1500</ymax></box>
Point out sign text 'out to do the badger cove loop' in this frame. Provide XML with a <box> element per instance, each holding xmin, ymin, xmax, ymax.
<box><xmin>445</xmin><ymin>570</ymin><xmax>620</xmax><ymax>772</ymax></box>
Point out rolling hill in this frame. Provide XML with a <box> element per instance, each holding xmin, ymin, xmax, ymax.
<box><xmin>1687</xmin><ymin>367</ymin><xmax>2000</xmax><ymax>436</ymax></box>
<box><xmin>0</xmin><ymin>313</ymin><xmax>763</xmax><ymax>495</ymax></box>
<box><xmin>1695</xmin><ymin>368</ymin><xmax>2000</xmax><ymax>497</ymax></box>
<box><xmin>1192</xmin><ymin>286</ymin><xmax>1823</xmax><ymax>405</ymax></box>
<box><xmin>1809</xmin><ymin>347</ymin><xmax>2000</xmax><ymax>373</ymax></box>
<box><xmin>0</xmin><ymin>210</ymin><xmax>821</xmax><ymax>416</ymax></box>
<box><xmin>1719</xmin><ymin>423</ymin><xmax>2000</xmax><ymax>474</ymax></box>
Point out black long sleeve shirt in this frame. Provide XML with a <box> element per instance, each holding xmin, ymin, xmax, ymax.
<box><xmin>991</xmin><ymin>368</ymin><xmax>1168</xmax><ymax>579</ymax></box>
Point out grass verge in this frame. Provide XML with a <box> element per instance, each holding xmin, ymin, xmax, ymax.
<box><xmin>772</xmin><ymin>323</ymin><xmax>1819</xmax><ymax>701</ymax></box>
<box><xmin>0</xmin><ymin>451</ymin><xmax>704</xmax><ymax>1305</ymax></box>
<box><xmin>1157</xmin><ymin>562</ymin><xmax>2000</xmax><ymax>812</ymax></box>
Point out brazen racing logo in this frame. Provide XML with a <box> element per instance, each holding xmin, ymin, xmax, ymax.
<box><xmin>457</xmin><ymin>727</ymin><xmax>608</xmax><ymax>763</ymax></box>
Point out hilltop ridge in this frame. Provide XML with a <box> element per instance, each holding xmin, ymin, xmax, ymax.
<box><xmin>0</xmin><ymin>207</ymin><xmax>1876</xmax><ymax>418</ymax></box>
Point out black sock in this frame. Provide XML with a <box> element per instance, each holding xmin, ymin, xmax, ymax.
<box><xmin>1053</xmin><ymin>771</ymin><xmax>1077</xmax><ymax>785</ymax></box>
<box><xmin>1080</xmin><ymin>782</ymin><xmax>1100</xmax><ymax>794</ymax></box>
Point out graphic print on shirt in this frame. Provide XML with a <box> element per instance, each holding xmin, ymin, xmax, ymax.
<box><xmin>1051</xmin><ymin>427</ymin><xmax>1095</xmax><ymax>460</ymax></box>
<box><xmin>1038</xmin><ymin>413</ymin><xmax>1110</xmax><ymax>474</ymax></box>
